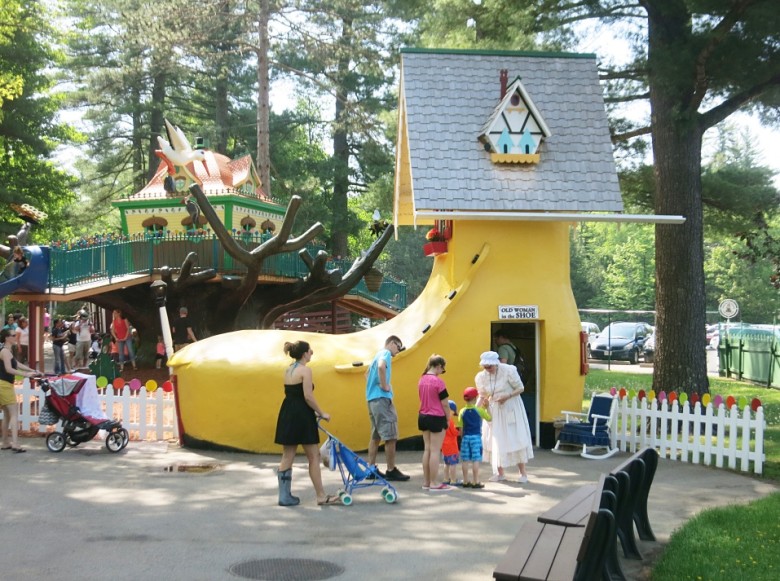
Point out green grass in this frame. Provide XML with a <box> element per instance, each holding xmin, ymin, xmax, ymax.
<box><xmin>651</xmin><ymin>492</ymin><xmax>780</xmax><ymax>581</ymax></box>
<box><xmin>585</xmin><ymin>370</ymin><xmax>780</xmax><ymax>580</ymax></box>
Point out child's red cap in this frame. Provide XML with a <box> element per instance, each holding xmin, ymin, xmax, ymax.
<box><xmin>463</xmin><ymin>387</ymin><xmax>478</xmax><ymax>400</ymax></box>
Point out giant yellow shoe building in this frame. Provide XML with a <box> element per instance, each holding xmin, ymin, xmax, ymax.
<box><xmin>168</xmin><ymin>48</ymin><xmax>628</xmax><ymax>453</ymax></box>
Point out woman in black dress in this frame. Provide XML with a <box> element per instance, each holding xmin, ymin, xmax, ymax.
<box><xmin>274</xmin><ymin>340</ymin><xmax>339</xmax><ymax>506</ymax></box>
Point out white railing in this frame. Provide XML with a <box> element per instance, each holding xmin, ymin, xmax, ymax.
<box><xmin>1</xmin><ymin>379</ymin><xmax>178</xmax><ymax>442</ymax></box>
<box><xmin>612</xmin><ymin>396</ymin><xmax>765</xmax><ymax>475</ymax></box>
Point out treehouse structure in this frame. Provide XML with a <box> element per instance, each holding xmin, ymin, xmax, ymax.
<box><xmin>168</xmin><ymin>48</ymin><xmax>629</xmax><ymax>453</ymax></box>
<box><xmin>113</xmin><ymin>150</ymin><xmax>285</xmax><ymax>237</ymax></box>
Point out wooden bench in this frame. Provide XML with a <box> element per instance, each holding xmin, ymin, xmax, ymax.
<box><xmin>537</xmin><ymin>481</ymin><xmax>599</xmax><ymax>527</ymax></box>
<box><xmin>493</xmin><ymin>507</ymin><xmax>615</xmax><ymax>581</ymax></box>
<box><xmin>537</xmin><ymin>474</ymin><xmax>626</xmax><ymax>581</ymax></box>
<box><xmin>494</xmin><ymin>449</ymin><xmax>659</xmax><ymax>581</ymax></box>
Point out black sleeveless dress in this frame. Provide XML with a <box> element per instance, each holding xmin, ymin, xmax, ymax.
<box><xmin>274</xmin><ymin>383</ymin><xmax>319</xmax><ymax>445</ymax></box>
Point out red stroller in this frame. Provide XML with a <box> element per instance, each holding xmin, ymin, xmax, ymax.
<box><xmin>38</xmin><ymin>375</ymin><xmax>129</xmax><ymax>453</ymax></box>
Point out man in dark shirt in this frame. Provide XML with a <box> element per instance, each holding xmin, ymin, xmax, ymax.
<box><xmin>171</xmin><ymin>307</ymin><xmax>197</xmax><ymax>351</ymax></box>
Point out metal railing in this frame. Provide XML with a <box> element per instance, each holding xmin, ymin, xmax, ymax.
<box><xmin>46</xmin><ymin>233</ymin><xmax>407</xmax><ymax>311</ymax></box>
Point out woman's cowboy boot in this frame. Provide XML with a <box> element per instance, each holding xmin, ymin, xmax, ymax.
<box><xmin>277</xmin><ymin>469</ymin><xmax>300</xmax><ymax>506</ymax></box>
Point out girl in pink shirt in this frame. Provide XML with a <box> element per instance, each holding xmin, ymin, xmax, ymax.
<box><xmin>417</xmin><ymin>354</ymin><xmax>451</xmax><ymax>492</ymax></box>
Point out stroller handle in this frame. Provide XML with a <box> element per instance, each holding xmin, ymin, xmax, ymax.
<box><xmin>28</xmin><ymin>374</ymin><xmax>46</xmax><ymax>387</ymax></box>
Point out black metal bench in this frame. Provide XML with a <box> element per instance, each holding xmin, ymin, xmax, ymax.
<box><xmin>609</xmin><ymin>448</ymin><xmax>659</xmax><ymax>560</ymax></box>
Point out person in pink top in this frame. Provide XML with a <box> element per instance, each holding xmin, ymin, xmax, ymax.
<box><xmin>417</xmin><ymin>354</ymin><xmax>451</xmax><ymax>492</ymax></box>
<box><xmin>155</xmin><ymin>335</ymin><xmax>167</xmax><ymax>369</ymax></box>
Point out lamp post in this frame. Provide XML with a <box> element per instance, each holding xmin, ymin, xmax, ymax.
<box><xmin>150</xmin><ymin>280</ymin><xmax>174</xmax><ymax>371</ymax></box>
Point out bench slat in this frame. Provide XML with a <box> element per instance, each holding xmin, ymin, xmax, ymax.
<box><xmin>538</xmin><ymin>483</ymin><xmax>598</xmax><ymax>527</ymax></box>
<box><xmin>494</xmin><ymin>521</ymin><xmax>546</xmax><ymax>581</ymax></box>
<box><xmin>545</xmin><ymin>527</ymin><xmax>586</xmax><ymax>581</ymax></box>
<box><xmin>519</xmin><ymin>524</ymin><xmax>568</xmax><ymax>580</ymax></box>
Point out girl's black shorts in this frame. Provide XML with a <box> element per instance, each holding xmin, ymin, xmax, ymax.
<box><xmin>418</xmin><ymin>413</ymin><xmax>447</xmax><ymax>433</ymax></box>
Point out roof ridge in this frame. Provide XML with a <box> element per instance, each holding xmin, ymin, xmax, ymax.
<box><xmin>400</xmin><ymin>47</ymin><xmax>597</xmax><ymax>60</ymax></box>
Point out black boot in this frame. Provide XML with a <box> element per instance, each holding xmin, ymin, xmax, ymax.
<box><xmin>277</xmin><ymin>468</ymin><xmax>300</xmax><ymax>506</ymax></box>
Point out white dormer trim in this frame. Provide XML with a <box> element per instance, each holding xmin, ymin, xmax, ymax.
<box><xmin>479</xmin><ymin>77</ymin><xmax>552</xmax><ymax>163</ymax></box>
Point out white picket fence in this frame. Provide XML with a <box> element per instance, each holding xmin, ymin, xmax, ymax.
<box><xmin>611</xmin><ymin>396</ymin><xmax>766</xmax><ymax>475</ymax></box>
<box><xmin>1</xmin><ymin>379</ymin><xmax>178</xmax><ymax>442</ymax></box>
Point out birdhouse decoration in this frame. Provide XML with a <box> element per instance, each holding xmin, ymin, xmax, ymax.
<box><xmin>478</xmin><ymin>69</ymin><xmax>551</xmax><ymax>164</ymax></box>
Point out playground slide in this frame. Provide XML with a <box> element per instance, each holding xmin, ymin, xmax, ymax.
<box><xmin>0</xmin><ymin>246</ymin><xmax>49</xmax><ymax>298</ymax></box>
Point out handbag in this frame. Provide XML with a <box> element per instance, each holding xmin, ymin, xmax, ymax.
<box><xmin>38</xmin><ymin>401</ymin><xmax>59</xmax><ymax>425</ymax></box>
<box><xmin>320</xmin><ymin>439</ymin><xmax>336</xmax><ymax>470</ymax></box>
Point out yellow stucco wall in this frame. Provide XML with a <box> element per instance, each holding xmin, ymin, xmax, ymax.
<box><xmin>168</xmin><ymin>219</ymin><xmax>585</xmax><ymax>453</ymax></box>
<box><xmin>123</xmin><ymin>206</ymin><xmax>226</xmax><ymax>235</ymax></box>
<box><xmin>230</xmin><ymin>207</ymin><xmax>281</xmax><ymax>233</ymax></box>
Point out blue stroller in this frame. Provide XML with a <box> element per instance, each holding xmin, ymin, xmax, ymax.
<box><xmin>319</xmin><ymin>422</ymin><xmax>398</xmax><ymax>505</ymax></box>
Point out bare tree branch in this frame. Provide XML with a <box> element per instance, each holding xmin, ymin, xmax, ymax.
<box><xmin>699</xmin><ymin>71</ymin><xmax>780</xmax><ymax>130</ymax></box>
<box><xmin>160</xmin><ymin>252</ymin><xmax>216</xmax><ymax>291</ymax></box>
<box><xmin>260</xmin><ymin>224</ymin><xmax>395</xmax><ymax>327</ymax></box>
<box><xmin>605</xmin><ymin>92</ymin><xmax>650</xmax><ymax>104</ymax></box>
<box><xmin>611</xmin><ymin>126</ymin><xmax>652</xmax><ymax>142</ymax></box>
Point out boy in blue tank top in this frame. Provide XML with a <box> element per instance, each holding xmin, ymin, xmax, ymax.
<box><xmin>457</xmin><ymin>386</ymin><xmax>492</xmax><ymax>488</ymax></box>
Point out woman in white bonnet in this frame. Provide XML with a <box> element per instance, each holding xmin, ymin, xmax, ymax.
<box><xmin>475</xmin><ymin>350</ymin><xmax>533</xmax><ymax>482</ymax></box>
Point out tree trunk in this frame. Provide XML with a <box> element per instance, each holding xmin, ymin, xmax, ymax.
<box><xmin>255</xmin><ymin>0</ymin><xmax>271</xmax><ymax>196</ymax></box>
<box><xmin>131</xmin><ymin>84</ymin><xmax>145</xmax><ymax>191</ymax></box>
<box><xmin>647</xmin><ymin>0</ymin><xmax>709</xmax><ymax>396</ymax></box>
<box><xmin>330</xmin><ymin>17</ymin><xmax>353</xmax><ymax>258</ymax></box>
<box><xmin>148</xmin><ymin>68</ymin><xmax>167</xmax><ymax>183</ymax></box>
<box><xmin>215</xmin><ymin>78</ymin><xmax>229</xmax><ymax>155</ymax></box>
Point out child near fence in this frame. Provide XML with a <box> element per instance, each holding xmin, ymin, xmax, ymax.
<box><xmin>441</xmin><ymin>400</ymin><xmax>461</xmax><ymax>486</ymax></box>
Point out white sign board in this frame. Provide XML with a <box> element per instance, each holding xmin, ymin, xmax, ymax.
<box><xmin>498</xmin><ymin>305</ymin><xmax>539</xmax><ymax>320</ymax></box>
<box><xmin>718</xmin><ymin>299</ymin><xmax>739</xmax><ymax>320</ymax></box>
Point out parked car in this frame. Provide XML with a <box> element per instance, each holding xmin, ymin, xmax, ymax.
<box><xmin>706</xmin><ymin>324</ymin><xmax>718</xmax><ymax>349</ymax></box>
<box><xmin>581</xmin><ymin>322</ymin><xmax>601</xmax><ymax>358</ymax></box>
<box><xmin>643</xmin><ymin>332</ymin><xmax>655</xmax><ymax>364</ymax></box>
<box><xmin>709</xmin><ymin>329</ymin><xmax>719</xmax><ymax>350</ymax></box>
<box><xmin>590</xmin><ymin>321</ymin><xmax>653</xmax><ymax>364</ymax></box>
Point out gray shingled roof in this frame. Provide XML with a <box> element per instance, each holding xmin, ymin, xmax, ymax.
<box><xmin>400</xmin><ymin>49</ymin><xmax>623</xmax><ymax>213</ymax></box>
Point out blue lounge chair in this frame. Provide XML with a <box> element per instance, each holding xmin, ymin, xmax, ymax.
<box><xmin>553</xmin><ymin>393</ymin><xmax>619</xmax><ymax>459</ymax></box>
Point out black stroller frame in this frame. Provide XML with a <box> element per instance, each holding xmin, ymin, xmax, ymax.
<box><xmin>319</xmin><ymin>422</ymin><xmax>398</xmax><ymax>505</ymax></box>
<box><xmin>38</xmin><ymin>376</ymin><xmax>129</xmax><ymax>454</ymax></box>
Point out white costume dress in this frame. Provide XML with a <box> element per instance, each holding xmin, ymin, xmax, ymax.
<box><xmin>475</xmin><ymin>363</ymin><xmax>533</xmax><ymax>472</ymax></box>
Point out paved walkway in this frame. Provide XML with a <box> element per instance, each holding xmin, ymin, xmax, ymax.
<box><xmin>1</xmin><ymin>439</ymin><xmax>775</xmax><ymax>580</ymax></box>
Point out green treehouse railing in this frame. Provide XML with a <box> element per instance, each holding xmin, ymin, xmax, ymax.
<box><xmin>47</xmin><ymin>232</ymin><xmax>406</xmax><ymax>312</ymax></box>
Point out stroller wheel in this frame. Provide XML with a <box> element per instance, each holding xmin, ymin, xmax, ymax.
<box><xmin>382</xmin><ymin>489</ymin><xmax>397</xmax><ymax>504</ymax></box>
<box><xmin>338</xmin><ymin>492</ymin><xmax>353</xmax><ymax>506</ymax></box>
<box><xmin>46</xmin><ymin>432</ymin><xmax>66</xmax><ymax>453</ymax></box>
<box><xmin>118</xmin><ymin>428</ymin><xmax>129</xmax><ymax>450</ymax></box>
<box><xmin>105</xmin><ymin>431</ymin><xmax>125</xmax><ymax>453</ymax></box>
